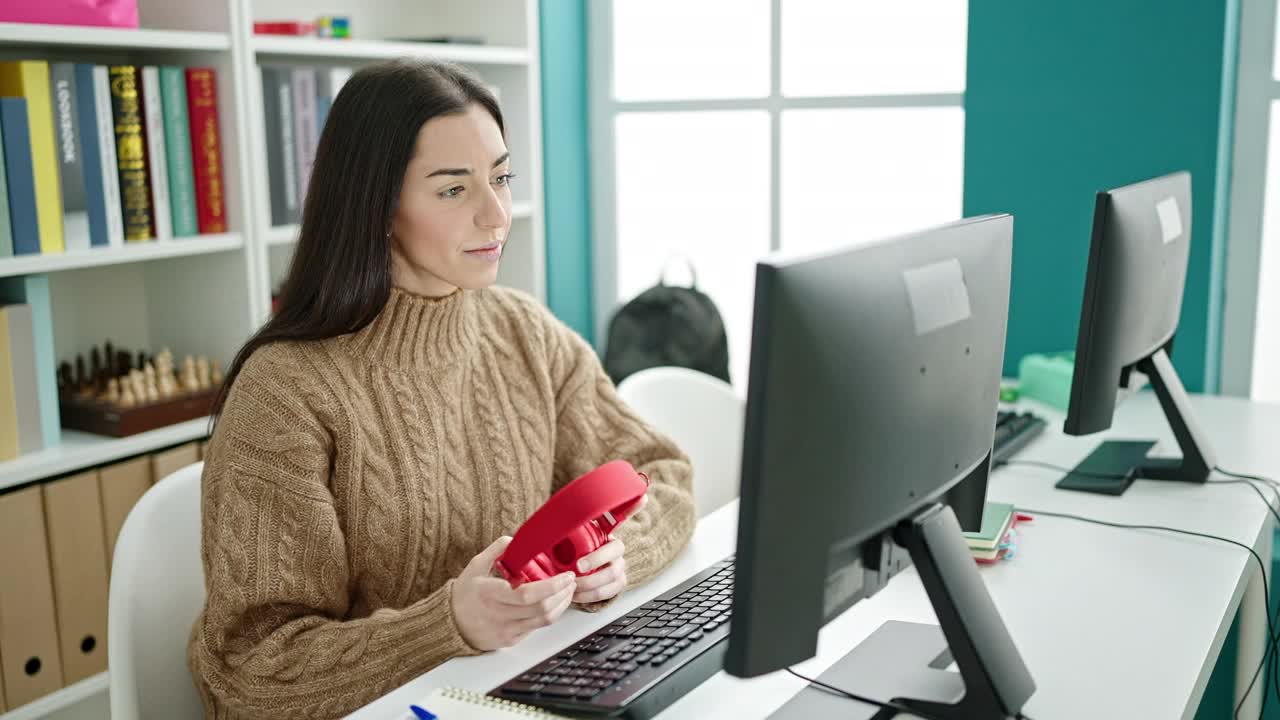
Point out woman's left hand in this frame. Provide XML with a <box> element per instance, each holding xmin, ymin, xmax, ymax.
<box><xmin>573</xmin><ymin>536</ymin><xmax>627</xmax><ymax>604</ymax></box>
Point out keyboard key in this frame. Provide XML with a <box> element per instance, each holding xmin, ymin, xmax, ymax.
<box><xmin>669</xmin><ymin>624</ymin><xmax>700</xmax><ymax>638</ymax></box>
<box><xmin>557</xmin><ymin>649</ymin><xmax>579</xmax><ymax>659</ymax></box>
<box><xmin>606</xmin><ymin>670</ymin><xmax>627</xmax><ymax>680</ymax></box>
<box><xmin>676</xmin><ymin>639</ymin><xmax>692</xmax><ymax>649</ymax></box>
<box><xmin>591</xmin><ymin>678</ymin><xmax>612</xmax><ymax>689</ymax></box>
<box><xmin>576</xmin><ymin>687</ymin><xmax>600</xmax><ymax>699</ymax></box>
<box><xmin>640</xmin><ymin>602</ymin><xmax>665</xmax><ymax>611</ymax></box>
<box><xmin>618</xmin><ymin>661</ymin><xmax>639</xmax><ymax>672</ymax></box>
<box><xmin>503</xmin><ymin>682</ymin><xmax>543</xmax><ymax>694</ymax></box>
<box><xmin>636</xmin><ymin>626</ymin><xmax>676</xmax><ymax>638</ymax></box>
<box><xmin>635</xmin><ymin>653</ymin><xmax>653</xmax><ymax>663</ymax></box>
<box><xmin>688</xmin><ymin>631</ymin><xmax>704</xmax><ymax>641</ymax></box>
<box><xmin>540</xmin><ymin>684</ymin><xmax>578</xmax><ymax>698</ymax></box>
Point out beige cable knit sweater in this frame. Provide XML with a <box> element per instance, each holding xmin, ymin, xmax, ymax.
<box><xmin>187</xmin><ymin>286</ymin><xmax>696</xmax><ymax>719</ymax></box>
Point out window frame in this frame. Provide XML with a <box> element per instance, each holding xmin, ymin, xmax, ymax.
<box><xmin>587</xmin><ymin>0</ymin><xmax>965</xmax><ymax>346</ymax></box>
<box><xmin>1221</xmin><ymin>0</ymin><xmax>1277</xmax><ymax>397</ymax></box>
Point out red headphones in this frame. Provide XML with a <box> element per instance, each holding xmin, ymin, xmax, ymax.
<box><xmin>495</xmin><ymin>460</ymin><xmax>649</xmax><ymax>587</ymax></box>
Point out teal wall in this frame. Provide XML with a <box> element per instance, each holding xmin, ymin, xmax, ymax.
<box><xmin>963</xmin><ymin>0</ymin><xmax>1238</xmax><ymax>392</ymax></box>
<box><xmin>539</xmin><ymin>0</ymin><xmax>595</xmax><ymax>343</ymax></box>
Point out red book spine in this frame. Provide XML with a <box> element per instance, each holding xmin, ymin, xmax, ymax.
<box><xmin>185</xmin><ymin>68</ymin><xmax>226</xmax><ymax>234</ymax></box>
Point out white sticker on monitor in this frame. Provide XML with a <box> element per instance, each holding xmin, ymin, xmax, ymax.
<box><xmin>903</xmin><ymin>258</ymin><xmax>971</xmax><ymax>335</ymax></box>
<box><xmin>1156</xmin><ymin>196</ymin><xmax>1183</xmax><ymax>244</ymax></box>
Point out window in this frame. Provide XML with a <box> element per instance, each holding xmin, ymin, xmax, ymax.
<box><xmin>591</xmin><ymin>0</ymin><xmax>968</xmax><ymax>387</ymax></box>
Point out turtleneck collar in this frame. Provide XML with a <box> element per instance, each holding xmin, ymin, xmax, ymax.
<box><xmin>346</xmin><ymin>286</ymin><xmax>479</xmax><ymax>370</ymax></box>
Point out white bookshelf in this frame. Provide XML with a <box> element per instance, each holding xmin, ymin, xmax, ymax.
<box><xmin>0</xmin><ymin>417</ymin><xmax>210</xmax><ymax>493</ymax></box>
<box><xmin>0</xmin><ymin>2</ymin><xmax>544</xmax><ymax>716</ymax></box>
<box><xmin>251</xmin><ymin>35</ymin><xmax>530</xmax><ymax>64</ymax></box>
<box><xmin>0</xmin><ymin>672</ymin><xmax>108</xmax><ymax>720</ymax></box>
<box><xmin>0</xmin><ymin>233</ymin><xmax>244</xmax><ymax>278</ymax></box>
<box><xmin>0</xmin><ymin>22</ymin><xmax>229</xmax><ymax>51</ymax></box>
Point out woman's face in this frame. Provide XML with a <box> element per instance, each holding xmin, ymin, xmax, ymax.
<box><xmin>390</xmin><ymin>103</ymin><xmax>513</xmax><ymax>297</ymax></box>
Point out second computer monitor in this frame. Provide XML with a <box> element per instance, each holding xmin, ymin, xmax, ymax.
<box><xmin>1060</xmin><ymin>171</ymin><xmax>1215</xmax><ymax>494</ymax></box>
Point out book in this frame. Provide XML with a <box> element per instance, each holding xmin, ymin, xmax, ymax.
<box><xmin>0</xmin><ymin>306</ymin><xmax>19</xmax><ymax>460</ymax></box>
<box><xmin>291</xmin><ymin>66</ymin><xmax>317</xmax><ymax>212</ymax></box>
<box><xmin>140</xmin><ymin>67</ymin><xmax>171</xmax><ymax>241</ymax></box>
<box><xmin>2</xmin><ymin>304</ymin><xmax>43</xmax><ymax>454</ymax></box>
<box><xmin>108</xmin><ymin>65</ymin><xmax>154</xmax><ymax>242</ymax></box>
<box><xmin>0</xmin><ymin>275</ymin><xmax>60</xmax><ymax>448</ymax></box>
<box><xmin>964</xmin><ymin>502</ymin><xmax>1015</xmax><ymax>551</ymax></box>
<box><xmin>0</xmin><ymin>61</ymin><xmax>64</xmax><ymax>254</ymax></box>
<box><xmin>185</xmin><ymin>68</ymin><xmax>226</xmax><ymax>234</ymax></box>
<box><xmin>92</xmin><ymin>66</ymin><xmax>124</xmax><ymax>246</ymax></box>
<box><xmin>260</xmin><ymin>65</ymin><xmax>298</xmax><ymax>225</ymax></box>
<box><xmin>159</xmin><ymin>66</ymin><xmax>198</xmax><ymax>237</ymax></box>
<box><xmin>0</xmin><ymin>98</ymin><xmax>41</xmax><ymax>256</ymax></box>
<box><xmin>0</xmin><ymin>110</ymin><xmax>10</xmax><ymax>258</ymax></box>
<box><xmin>73</xmin><ymin>64</ymin><xmax>111</xmax><ymax>248</ymax></box>
<box><xmin>314</xmin><ymin>66</ymin><xmax>352</xmax><ymax>134</ymax></box>
<box><xmin>48</xmin><ymin>63</ymin><xmax>89</xmax><ymax>251</ymax></box>
<box><xmin>410</xmin><ymin>687</ymin><xmax>570</xmax><ymax>718</ymax></box>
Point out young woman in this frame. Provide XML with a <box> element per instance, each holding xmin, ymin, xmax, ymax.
<box><xmin>187</xmin><ymin>59</ymin><xmax>695</xmax><ymax>718</ymax></box>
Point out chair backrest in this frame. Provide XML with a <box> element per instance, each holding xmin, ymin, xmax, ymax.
<box><xmin>617</xmin><ymin>367</ymin><xmax>744</xmax><ymax>518</ymax></box>
<box><xmin>108</xmin><ymin>461</ymin><xmax>206</xmax><ymax>720</ymax></box>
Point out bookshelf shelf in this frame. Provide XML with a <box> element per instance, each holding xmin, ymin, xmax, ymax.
<box><xmin>0</xmin><ymin>233</ymin><xmax>245</xmax><ymax>278</ymax></box>
<box><xmin>0</xmin><ymin>672</ymin><xmax>109</xmax><ymax>720</ymax></box>
<box><xmin>0</xmin><ymin>417</ymin><xmax>210</xmax><ymax>494</ymax></box>
<box><xmin>0</xmin><ymin>23</ymin><xmax>230</xmax><ymax>52</ymax></box>
<box><xmin>251</xmin><ymin>35</ymin><xmax>530</xmax><ymax>64</ymax></box>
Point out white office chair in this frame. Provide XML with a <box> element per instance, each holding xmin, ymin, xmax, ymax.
<box><xmin>108</xmin><ymin>461</ymin><xmax>206</xmax><ymax>720</ymax></box>
<box><xmin>617</xmin><ymin>367</ymin><xmax>745</xmax><ymax>518</ymax></box>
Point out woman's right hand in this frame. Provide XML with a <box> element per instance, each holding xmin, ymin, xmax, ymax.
<box><xmin>450</xmin><ymin>536</ymin><xmax>578</xmax><ymax>651</ymax></box>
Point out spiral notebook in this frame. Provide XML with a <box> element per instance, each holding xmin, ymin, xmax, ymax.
<box><xmin>405</xmin><ymin>687</ymin><xmax>571</xmax><ymax>719</ymax></box>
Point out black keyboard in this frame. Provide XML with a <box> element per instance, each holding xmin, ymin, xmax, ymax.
<box><xmin>993</xmin><ymin>409</ymin><xmax>1046</xmax><ymax>463</ymax></box>
<box><xmin>489</xmin><ymin>556</ymin><xmax>735</xmax><ymax>719</ymax></box>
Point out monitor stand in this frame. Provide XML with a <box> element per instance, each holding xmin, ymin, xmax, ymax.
<box><xmin>768</xmin><ymin>503</ymin><xmax>1035</xmax><ymax>720</ymax></box>
<box><xmin>1056</xmin><ymin>347</ymin><xmax>1216</xmax><ymax>495</ymax></box>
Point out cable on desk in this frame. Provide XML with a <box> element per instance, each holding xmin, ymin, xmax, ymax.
<box><xmin>1018</xmin><ymin>505</ymin><xmax>1275</xmax><ymax>720</ymax></box>
<box><xmin>783</xmin><ymin>668</ymin><xmax>950</xmax><ymax>720</ymax></box>
<box><xmin>998</xmin><ymin>456</ymin><xmax>1280</xmax><ymax>716</ymax></box>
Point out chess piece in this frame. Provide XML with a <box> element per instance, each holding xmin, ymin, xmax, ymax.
<box><xmin>210</xmin><ymin>360</ymin><xmax>223</xmax><ymax>386</ymax></box>
<box><xmin>105</xmin><ymin>377</ymin><xmax>120</xmax><ymax>405</ymax></box>
<box><xmin>75</xmin><ymin>354</ymin><xmax>86</xmax><ymax>389</ymax></box>
<box><xmin>118</xmin><ymin>380</ymin><xmax>137</xmax><ymax>408</ymax></box>
<box><xmin>116</xmin><ymin>350</ymin><xmax>132</xmax><ymax>374</ymax></box>
<box><xmin>104</xmin><ymin>341</ymin><xmax>114</xmax><ymax>374</ymax></box>
<box><xmin>136</xmin><ymin>350</ymin><xmax>147</xmax><ymax>372</ymax></box>
<box><xmin>129</xmin><ymin>369</ymin><xmax>146</xmax><ymax>405</ymax></box>
<box><xmin>180</xmin><ymin>355</ymin><xmax>196</xmax><ymax>392</ymax></box>
<box><xmin>196</xmin><ymin>356</ymin><xmax>211</xmax><ymax>390</ymax></box>
<box><xmin>142</xmin><ymin>363</ymin><xmax>159</xmax><ymax>402</ymax></box>
<box><xmin>90</xmin><ymin>347</ymin><xmax>102</xmax><ymax>389</ymax></box>
<box><xmin>57</xmin><ymin>361</ymin><xmax>73</xmax><ymax>396</ymax></box>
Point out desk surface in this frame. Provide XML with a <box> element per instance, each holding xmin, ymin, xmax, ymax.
<box><xmin>351</xmin><ymin>393</ymin><xmax>1280</xmax><ymax>720</ymax></box>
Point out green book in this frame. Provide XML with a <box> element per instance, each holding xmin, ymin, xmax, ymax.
<box><xmin>159</xmin><ymin>66</ymin><xmax>198</xmax><ymax>237</ymax></box>
<box><xmin>964</xmin><ymin>502</ymin><xmax>1015</xmax><ymax>551</ymax></box>
<box><xmin>0</xmin><ymin>128</ymin><xmax>10</xmax><ymax>257</ymax></box>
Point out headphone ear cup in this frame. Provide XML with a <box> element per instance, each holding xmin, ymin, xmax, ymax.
<box><xmin>554</xmin><ymin>524</ymin><xmax>607</xmax><ymax>573</ymax></box>
<box><xmin>526</xmin><ymin>553</ymin><xmax>555</xmax><ymax>581</ymax></box>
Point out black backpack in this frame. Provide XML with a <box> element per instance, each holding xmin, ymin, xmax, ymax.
<box><xmin>603</xmin><ymin>259</ymin><xmax>730</xmax><ymax>386</ymax></box>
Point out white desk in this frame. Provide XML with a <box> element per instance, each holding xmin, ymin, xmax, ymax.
<box><xmin>351</xmin><ymin>393</ymin><xmax>1280</xmax><ymax>720</ymax></box>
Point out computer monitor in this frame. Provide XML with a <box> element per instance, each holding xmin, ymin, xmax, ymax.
<box><xmin>724</xmin><ymin>216</ymin><xmax>1035</xmax><ymax>719</ymax></box>
<box><xmin>1059</xmin><ymin>171</ymin><xmax>1215</xmax><ymax>495</ymax></box>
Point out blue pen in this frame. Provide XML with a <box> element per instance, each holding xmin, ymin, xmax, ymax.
<box><xmin>409</xmin><ymin>705</ymin><xmax>437</xmax><ymax>720</ymax></box>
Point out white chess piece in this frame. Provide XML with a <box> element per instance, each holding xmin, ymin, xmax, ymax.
<box><xmin>210</xmin><ymin>360</ymin><xmax>223</xmax><ymax>386</ymax></box>
<box><xmin>119</xmin><ymin>381</ymin><xmax>137</xmax><ymax>408</ymax></box>
<box><xmin>196</xmin><ymin>356</ymin><xmax>211</xmax><ymax>391</ymax></box>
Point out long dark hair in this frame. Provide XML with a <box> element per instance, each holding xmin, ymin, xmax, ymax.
<box><xmin>211</xmin><ymin>59</ymin><xmax>505</xmax><ymax>421</ymax></box>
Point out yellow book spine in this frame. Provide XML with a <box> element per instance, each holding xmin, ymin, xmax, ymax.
<box><xmin>0</xmin><ymin>308</ymin><xmax>18</xmax><ymax>460</ymax></box>
<box><xmin>0</xmin><ymin>61</ymin><xmax>64</xmax><ymax>254</ymax></box>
